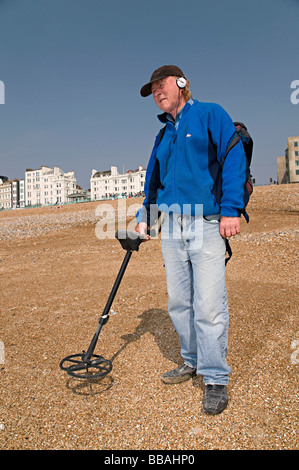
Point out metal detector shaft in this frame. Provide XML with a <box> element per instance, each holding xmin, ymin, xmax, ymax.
<box><xmin>60</xmin><ymin>230</ymin><xmax>143</xmax><ymax>380</ymax></box>
<box><xmin>82</xmin><ymin>250</ymin><xmax>133</xmax><ymax>362</ymax></box>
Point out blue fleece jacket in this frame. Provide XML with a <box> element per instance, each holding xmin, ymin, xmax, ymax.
<box><xmin>136</xmin><ymin>99</ymin><xmax>249</xmax><ymax>225</ymax></box>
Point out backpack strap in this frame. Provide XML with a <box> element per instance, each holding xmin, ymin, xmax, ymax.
<box><xmin>220</xmin><ymin>132</ymin><xmax>241</xmax><ymax>167</ymax></box>
<box><xmin>225</xmin><ymin>239</ymin><xmax>232</xmax><ymax>265</ymax></box>
<box><xmin>158</xmin><ymin>125</ymin><xmax>166</xmax><ymax>145</ymax></box>
<box><xmin>152</xmin><ymin>126</ymin><xmax>166</xmax><ymax>234</ymax></box>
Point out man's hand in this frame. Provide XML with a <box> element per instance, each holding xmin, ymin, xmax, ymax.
<box><xmin>220</xmin><ymin>216</ymin><xmax>240</xmax><ymax>239</ymax></box>
<box><xmin>136</xmin><ymin>222</ymin><xmax>151</xmax><ymax>241</ymax></box>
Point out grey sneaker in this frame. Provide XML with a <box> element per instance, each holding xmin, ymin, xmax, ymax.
<box><xmin>202</xmin><ymin>384</ymin><xmax>228</xmax><ymax>415</ymax></box>
<box><xmin>161</xmin><ymin>364</ymin><xmax>196</xmax><ymax>384</ymax></box>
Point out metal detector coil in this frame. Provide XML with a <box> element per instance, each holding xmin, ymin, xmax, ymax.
<box><xmin>59</xmin><ymin>230</ymin><xmax>144</xmax><ymax>380</ymax></box>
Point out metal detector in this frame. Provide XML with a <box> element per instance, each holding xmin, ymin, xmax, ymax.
<box><xmin>59</xmin><ymin>230</ymin><xmax>144</xmax><ymax>380</ymax></box>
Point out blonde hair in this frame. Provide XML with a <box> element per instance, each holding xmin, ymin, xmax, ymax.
<box><xmin>183</xmin><ymin>80</ymin><xmax>192</xmax><ymax>101</ymax></box>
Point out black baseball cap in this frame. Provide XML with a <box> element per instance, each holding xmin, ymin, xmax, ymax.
<box><xmin>140</xmin><ymin>65</ymin><xmax>186</xmax><ymax>97</ymax></box>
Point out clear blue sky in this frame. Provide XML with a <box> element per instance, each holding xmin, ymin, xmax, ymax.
<box><xmin>0</xmin><ymin>0</ymin><xmax>298</xmax><ymax>189</ymax></box>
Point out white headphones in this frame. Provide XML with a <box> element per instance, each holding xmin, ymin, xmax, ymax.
<box><xmin>176</xmin><ymin>77</ymin><xmax>187</xmax><ymax>89</ymax></box>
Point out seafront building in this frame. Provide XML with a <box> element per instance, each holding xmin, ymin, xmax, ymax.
<box><xmin>277</xmin><ymin>136</ymin><xmax>299</xmax><ymax>184</ymax></box>
<box><xmin>0</xmin><ymin>177</ymin><xmax>12</xmax><ymax>210</ymax></box>
<box><xmin>1</xmin><ymin>166</ymin><xmax>78</xmax><ymax>210</ymax></box>
<box><xmin>19</xmin><ymin>179</ymin><xmax>25</xmax><ymax>208</ymax></box>
<box><xmin>25</xmin><ymin>165</ymin><xmax>77</xmax><ymax>207</ymax></box>
<box><xmin>0</xmin><ymin>176</ymin><xmax>21</xmax><ymax>210</ymax></box>
<box><xmin>90</xmin><ymin>165</ymin><xmax>146</xmax><ymax>200</ymax></box>
<box><xmin>1</xmin><ymin>164</ymin><xmax>146</xmax><ymax>210</ymax></box>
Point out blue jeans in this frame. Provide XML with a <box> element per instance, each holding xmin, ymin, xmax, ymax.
<box><xmin>161</xmin><ymin>212</ymin><xmax>230</xmax><ymax>385</ymax></box>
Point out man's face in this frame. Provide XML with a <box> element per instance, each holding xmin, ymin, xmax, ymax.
<box><xmin>151</xmin><ymin>76</ymin><xmax>184</xmax><ymax>117</ymax></box>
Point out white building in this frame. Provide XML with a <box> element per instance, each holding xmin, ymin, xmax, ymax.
<box><xmin>11</xmin><ymin>180</ymin><xmax>19</xmax><ymax>208</ymax></box>
<box><xmin>25</xmin><ymin>166</ymin><xmax>77</xmax><ymax>207</ymax></box>
<box><xmin>90</xmin><ymin>165</ymin><xmax>146</xmax><ymax>200</ymax></box>
<box><xmin>19</xmin><ymin>179</ymin><xmax>25</xmax><ymax>208</ymax></box>
<box><xmin>0</xmin><ymin>179</ymin><xmax>12</xmax><ymax>210</ymax></box>
<box><xmin>0</xmin><ymin>178</ymin><xmax>22</xmax><ymax>209</ymax></box>
<box><xmin>0</xmin><ymin>179</ymin><xmax>25</xmax><ymax>209</ymax></box>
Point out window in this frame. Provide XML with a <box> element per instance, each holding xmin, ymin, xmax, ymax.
<box><xmin>295</xmin><ymin>151</ymin><xmax>299</xmax><ymax>156</ymax></box>
<box><xmin>296</xmin><ymin>169</ymin><xmax>299</xmax><ymax>175</ymax></box>
<box><xmin>294</xmin><ymin>141</ymin><xmax>299</xmax><ymax>147</ymax></box>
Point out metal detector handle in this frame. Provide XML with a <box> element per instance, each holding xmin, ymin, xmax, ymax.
<box><xmin>115</xmin><ymin>230</ymin><xmax>144</xmax><ymax>251</ymax></box>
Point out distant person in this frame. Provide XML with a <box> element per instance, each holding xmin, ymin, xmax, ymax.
<box><xmin>136</xmin><ymin>65</ymin><xmax>249</xmax><ymax>415</ymax></box>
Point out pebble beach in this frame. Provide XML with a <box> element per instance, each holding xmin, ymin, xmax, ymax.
<box><xmin>0</xmin><ymin>184</ymin><xmax>298</xmax><ymax>451</ymax></box>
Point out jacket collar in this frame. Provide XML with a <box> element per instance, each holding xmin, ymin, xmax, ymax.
<box><xmin>157</xmin><ymin>99</ymin><xmax>194</xmax><ymax>124</ymax></box>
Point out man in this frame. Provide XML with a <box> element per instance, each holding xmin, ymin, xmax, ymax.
<box><xmin>136</xmin><ymin>65</ymin><xmax>249</xmax><ymax>415</ymax></box>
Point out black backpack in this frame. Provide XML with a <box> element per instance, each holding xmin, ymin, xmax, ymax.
<box><xmin>221</xmin><ymin>122</ymin><xmax>254</xmax><ymax>206</ymax></box>
<box><xmin>220</xmin><ymin>122</ymin><xmax>253</xmax><ymax>264</ymax></box>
